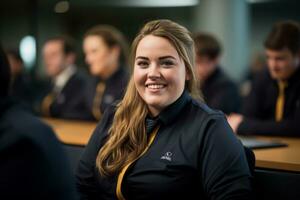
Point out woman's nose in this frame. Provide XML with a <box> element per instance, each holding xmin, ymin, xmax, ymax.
<box><xmin>148</xmin><ymin>64</ymin><xmax>161</xmax><ymax>78</ymax></box>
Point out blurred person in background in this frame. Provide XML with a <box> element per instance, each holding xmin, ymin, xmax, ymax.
<box><xmin>0</xmin><ymin>42</ymin><xmax>77</xmax><ymax>199</ymax></box>
<box><xmin>228</xmin><ymin>20</ymin><xmax>300</xmax><ymax>137</ymax></box>
<box><xmin>240</xmin><ymin>52</ymin><xmax>266</xmax><ymax>97</ymax></box>
<box><xmin>193</xmin><ymin>33</ymin><xmax>241</xmax><ymax>115</ymax></box>
<box><xmin>6</xmin><ymin>49</ymin><xmax>34</xmax><ymax>110</ymax></box>
<box><xmin>82</xmin><ymin>25</ymin><xmax>129</xmax><ymax>121</ymax></box>
<box><xmin>40</xmin><ymin>35</ymin><xmax>88</xmax><ymax>119</ymax></box>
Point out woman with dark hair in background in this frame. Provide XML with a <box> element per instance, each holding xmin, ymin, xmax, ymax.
<box><xmin>82</xmin><ymin>25</ymin><xmax>129</xmax><ymax>121</ymax></box>
<box><xmin>76</xmin><ymin>19</ymin><xmax>253</xmax><ymax>200</ymax></box>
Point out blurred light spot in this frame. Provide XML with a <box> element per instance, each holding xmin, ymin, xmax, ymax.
<box><xmin>55</xmin><ymin>1</ymin><xmax>69</xmax><ymax>13</ymax></box>
<box><xmin>19</xmin><ymin>36</ymin><xmax>36</xmax><ymax>70</ymax></box>
<box><xmin>247</xmin><ymin>0</ymin><xmax>275</xmax><ymax>3</ymax></box>
<box><xmin>114</xmin><ymin>0</ymin><xmax>198</xmax><ymax>7</ymax></box>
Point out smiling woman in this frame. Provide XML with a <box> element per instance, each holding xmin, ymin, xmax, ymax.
<box><xmin>76</xmin><ymin>19</ymin><xmax>253</xmax><ymax>200</ymax></box>
<box><xmin>134</xmin><ymin>35</ymin><xmax>188</xmax><ymax>116</ymax></box>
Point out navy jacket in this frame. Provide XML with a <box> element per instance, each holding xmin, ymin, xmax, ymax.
<box><xmin>41</xmin><ymin>71</ymin><xmax>88</xmax><ymax>120</ymax></box>
<box><xmin>201</xmin><ymin>67</ymin><xmax>241</xmax><ymax>114</ymax></box>
<box><xmin>81</xmin><ymin>67</ymin><xmax>129</xmax><ymax>121</ymax></box>
<box><xmin>76</xmin><ymin>91</ymin><xmax>253</xmax><ymax>200</ymax></box>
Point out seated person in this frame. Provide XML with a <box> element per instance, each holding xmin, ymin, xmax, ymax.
<box><xmin>76</xmin><ymin>19</ymin><xmax>253</xmax><ymax>200</ymax></box>
<box><xmin>82</xmin><ymin>25</ymin><xmax>129</xmax><ymax>121</ymax></box>
<box><xmin>6</xmin><ymin>49</ymin><xmax>34</xmax><ymax>110</ymax></box>
<box><xmin>40</xmin><ymin>35</ymin><xmax>88</xmax><ymax>119</ymax></box>
<box><xmin>0</xmin><ymin>42</ymin><xmax>77</xmax><ymax>199</ymax></box>
<box><xmin>228</xmin><ymin>20</ymin><xmax>300</xmax><ymax>137</ymax></box>
<box><xmin>240</xmin><ymin>52</ymin><xmax>266</xmax><ymax>98</ymax></box>
<box><xmin>193</xmin><ymin>33</ymin><xmax>241</xmax><ymax>114</ymax></box>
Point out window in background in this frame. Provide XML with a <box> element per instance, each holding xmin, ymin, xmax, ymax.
<box><xmin>19</xmin><ymin>35</ymin><xmax>36</xmax><ymax>70</ymax></box>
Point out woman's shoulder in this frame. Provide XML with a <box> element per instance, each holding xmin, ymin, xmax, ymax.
<box><xmin>95</xmin><ymin>104</ymin><xmax>118</xmax><ymax>131</ymax></box>
<box><xmin>91</xmin><ymin>104</ymin><xmax>119</xmax><ymax>141</ymax></box>
<box><xmin>187</xmin><ymin>98</ymin><xmax>238</xmax><ymax>147</ymax></box>
<box><xmin>173</xmin><ymin>97</ymin><xmax>229</xmax><ymax>137</ymax></box>
<box><xmin>189</xmin><ymin>98</ymin><xmax>225</xmax><ymax>120</ymax></box>
<box><xmin>83</xmin><ymin>105</ymin><xmax>118</xmax><ymax>158</ymax></box>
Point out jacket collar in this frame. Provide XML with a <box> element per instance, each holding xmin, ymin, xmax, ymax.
<box><xmin>287</xmin><ymin>66</ymin><xmax>300</xmax><ymax>86</ymax></box>
<box><xmin>271</xmin><ymin>66</ymin><xmax>300</xmax><ymax>88</ymax></box>
<box><xmin>158</xmin><ymin>90</ymin><xmax>191</xmax><ymax>125</ymax></box>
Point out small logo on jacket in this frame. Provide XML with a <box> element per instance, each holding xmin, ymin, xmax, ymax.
<box><xmin>161</xmin><ymin>152</ymin><xmax>172</xmax><ymax>161</ymax></box>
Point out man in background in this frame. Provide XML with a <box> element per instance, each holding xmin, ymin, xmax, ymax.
<box><xmin>228</xmin><ymin>20</ymin><xmax>300</xmax><ymax>137</ymax></box>
<box><xmin>193</xmin><ymin>33</ymin><xmax>241</xmax><ymax>114</ymax></box>
<box><xmin>40</xmin><ymin>35</ymin><xmax>88</xmax><ymax>119</ymax></box>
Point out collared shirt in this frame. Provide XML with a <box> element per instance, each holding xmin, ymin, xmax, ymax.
<box><xmin>53</xmin><ymin>64</ymin><xmax>76</xmax><ymax>94</ymax></box>
<box><xmin>42</xmin><ymin>66</ymin><xmax>88</xmax><ymax>119</ymax></box>
<box><xmin>76</xmin><ymin>90</ymin><xmax>253</xmax><ymax>200</ymax></box>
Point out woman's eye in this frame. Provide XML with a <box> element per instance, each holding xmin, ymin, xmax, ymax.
<box><xmin>137</xmin><ymin>61</ymin><xmax>149</xmax><ymax>68</ymax></box>
<box><xmin>161</xmin><ymin>60</ymin><xmax>174</xmax><ymax>67</ymax></box>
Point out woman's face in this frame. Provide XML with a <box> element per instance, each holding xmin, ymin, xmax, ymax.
<box><xmin>83</xmin><ymin>35</ymin><xmax>116</xmax><ymax>76</ymax></box>
<box><xmin>134</xmin><ymin>35</ymin><xmax>188</xmax><ymax>116</ymax></box>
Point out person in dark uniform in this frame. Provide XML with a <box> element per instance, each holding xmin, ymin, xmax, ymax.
<box><xmin>193</xmin><ymin>33</ymin><xmax>241</xmax><ymax>114</ymax></box>
<box><xmin>6</xmin><ymin>49</ymin><xmax>34</xmax><ymax>111</ymax></box>
<box><xmin>0</xmin><ymin>43</ymin><xmax>77</xmax><ymax>199</ymax></box>
<box><xmin>40</xmin><ymin>35</ymin><xmax>88</xmax><ymax>119</ymax></box>
<box><xmin>228</xmin><ymin>21</ymin><xmax>300</xmax><ymax>137</ymax></box>
<box><xmin>76</xmin><ymin>20</ymin><xmax>253</xmax><ymax>200</ymax></box>
<box><xmin>82</xmin><ymin>25</ymin><xmax>129</xmax><ymax>121</ymax></box>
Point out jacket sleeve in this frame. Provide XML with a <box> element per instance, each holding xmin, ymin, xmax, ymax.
<box><xmin>75</xmin><ymin>107</ymin><xmax>114</xmax><ymax>199</ymax></box>
<box><xmin>238</xmin><ymin>117</ymin><xmax>300</xmax><ymax>136</ymax></box>
<box><xmin>199</xmin><ymin>115</ymin><xmax>253</xmax><ymax>200</ymax></box>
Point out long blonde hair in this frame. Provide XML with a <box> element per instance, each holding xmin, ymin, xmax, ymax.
<box><xmin>96</xmin><ymin>19</ymin><xmax>202</xmax><ymax>176</ymax></box>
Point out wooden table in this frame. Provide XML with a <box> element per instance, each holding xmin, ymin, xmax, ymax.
<box><xmin>42</xmin><ymin>117</ymin><xmax>97</xmax><ymax>146</ymax></box>
<box><xmin>253</xmin><ymin>136</ymin><xmax>300</xmax><ymax>172</ymax></box>
<box><xmin>42</xmin><ymin>118</ymin><xmax>300</xmax><ymax>172</ymax></box>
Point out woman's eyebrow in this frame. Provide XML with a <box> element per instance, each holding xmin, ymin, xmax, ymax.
<box><xmin>135</xmin><ymin>56</ymin><xmax>149</xmax><ymax>60</ymax></box>
<box><xmin>159</xmin><ymin>56</ymin><xmax>176</xmax><ymax>60</ymax></box>
<box><xmin>135</xmin><ymin>55</ymin><xmax>176</xmax><ymax>61</ymax></box>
